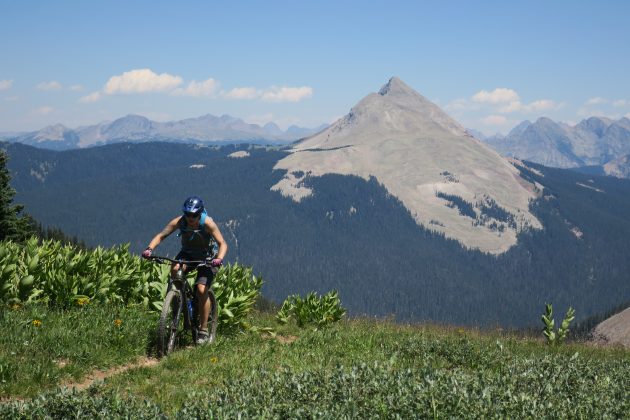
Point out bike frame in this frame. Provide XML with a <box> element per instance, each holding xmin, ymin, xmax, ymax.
<box><xmin>148</xmin><ymin>255</ymin><xmax>218</xmax><ymax>355</ymax></box>
<box><xmin>169</xmin><ymin>264</ymin><xmax>195</xmax><ymax>331</ymax></box>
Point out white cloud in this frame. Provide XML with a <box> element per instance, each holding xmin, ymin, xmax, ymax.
<box><xmin>34</xmin><ymin>106</ymin><xmax>54</xmax><ymax>116</ymax></box>
<box><xmin>586</xmin><ymin>97</ymin><xmax>607</xmax><ymax>105</ymax></box>
<box><xmin>79</xmin><ymin>91</ymin><xmax>102</xmax><ymax>103</ymax></box>
<box><xmin>36</xmin><ymin>81</ymin><xmax>63</xmax><ymax>91</ymax></box>
<box><xmin>261</xmin><ymin>86</ymin><xmax>313</xmax><ymax>102</ymax></box>
<box><xmin>70</xmin><ymin>84</ymin><xmax>84</xmax><ymax>91</ymax></box>
<box><xmin>222</xmin><ymin>85</ymin><xmax>313</xmax><ymax>102</ymax></box>
<box><xmin>444</xmin><ymin>98</ymin><xmax>468</xmax><ymax>111</ymax></box>
<box><xmin>613</xmin><ymin>99</ymin><xmax>627</xmax><ymax>107</ymax></box>
<box><xmin>0</xmin><ymin>79</ymin><xmax>14</xmax><ymax>90</ymax></box>
<box><xmin>577</xmin><ymin>107</ymin><xmax>607</xmax><ymax>117</ymax></box>
<box><xmin>499</xmin><ymin>101</ymin><xmax>523</xmax><ymax>113</ymax></box>
<box><xmin>4</xmin><ymin>96</ymin><xmax>18</xmax><ymax>102</ymax></box>
<box><xmin>90</xmin><ymin>69</ymin><xmax>313</xmax><ymax>105</ymax></box>
<box><xmin>481</xmin><ymin>115</ymin><xmax>507</xmax><ymax>126</ymax></box>
<box><xmin>103</xmin><ymin>69</ymin><xmax>182</xmax><ymax>94</ymax></box>
<box><xmin>172</xmin><ymin>78</ymin><xmax>218</xmax><ymax>97</ymax></box>
<box><xmin>472</xmin><ymin>88</ymin><xmax>520</xmax><ymax>104</ymax></box>
<box><xmin>626</xmin><ymin>112</ymin><xmax>630</xmax><ymax>119</ymax></box>
<box><xmin>499</xmin><ymin>99</ymin><xmax>561</xmax><ymax>113</ymax></box>
<box><xmin>223</xmin><ymin>87</ymin><xmax>260</xmax><ymax>100</ymax></box>
<box><xmin>526</xmin><ymin>99</ymin><xmax>559</xmax><ymax>112</ymax></box>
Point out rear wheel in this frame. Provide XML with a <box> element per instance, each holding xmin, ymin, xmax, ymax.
<box><xmin>158</xmin><ymin>289</ymin><xmax>183</xmax><ymax>357</ymax></box>
<box><xmin>207</xmin><ymin>289</ymin><xmax>218</xmax><ymax>344</ymax></box>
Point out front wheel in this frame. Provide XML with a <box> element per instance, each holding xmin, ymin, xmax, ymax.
<box><xmin>158</xmin><ymin>289</ymin><xmax>183</xmax><ymax>357</ymax></box>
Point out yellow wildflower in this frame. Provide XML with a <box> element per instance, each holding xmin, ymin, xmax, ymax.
<box><xmin>114</xmin><ymin>319</ymin><xmax>123</xmax><ymax>327</ymax></box>
<box><xmin>11</xmin><ymin>303</ymin><xmax>21</xmax><ymax>310</ymax></box>
<box><xmin>210</xmin><ymin>357</ymin><xmax>218</xmax><ymax>364</ymax></box>
<box><xmin>32</xmin><ymin>319</ymin><xmax>42</xmax><ymax>327</ymax></box>
<box><xmin>77</xmin><ymin>297</ymin><xmax>90</xmax><ymax>306</ymax></box>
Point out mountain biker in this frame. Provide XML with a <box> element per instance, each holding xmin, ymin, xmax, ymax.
<box><xmin>142</xmin><ymin>196</ymin><xmax>228</xmax><ymax>344</ymax></box>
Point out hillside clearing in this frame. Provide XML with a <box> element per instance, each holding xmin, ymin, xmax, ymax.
<box><xmin>1</xmin><ymin>305</ymin><xmax>629</xmax><ymax>417</ymax></box>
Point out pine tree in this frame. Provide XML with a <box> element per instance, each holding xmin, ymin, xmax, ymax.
<box><xmin>0</xmin><ymin>149</ymin><xmax>35</xmax><ymax>241</ymax></box>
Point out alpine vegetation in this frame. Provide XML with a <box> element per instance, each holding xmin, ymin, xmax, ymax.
<box><xmin>276</xmin><ymin>290</ymin><xmax>346</xmax><ymax>328</ymax></box>
<box><xmin>0</xmin><ymin>237</ymin><xmax>261</xmax><ymax>332</ymax></box>
<box><xmin>542</xmin><ymin>303</ymin><xmax>576</xmax><ymax>346</ymax></box>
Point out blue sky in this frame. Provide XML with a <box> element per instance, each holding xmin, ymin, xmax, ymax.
<box><xmin>1</xmin><ymin>0</ymin><xmax>629</xmax><ymax>134</ymax></box>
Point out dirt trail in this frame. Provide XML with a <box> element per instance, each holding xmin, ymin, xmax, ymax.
<box><xmin>0</xmin><ymin>357</ymin><xmax>159</xmax><ymax>404</ymax></box>
<box><xmin>61</xmin><ymin>356</ymin><xmax>159</xmax><ymax>391</ymax></box>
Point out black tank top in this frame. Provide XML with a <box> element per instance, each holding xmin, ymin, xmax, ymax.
<box><xmin>179</xmin><ymin>216</ymin><xmax>213</xmax><ymax>258</ymax></box>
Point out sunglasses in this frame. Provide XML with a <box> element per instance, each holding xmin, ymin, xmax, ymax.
<box><xmin>184</xmin><ymin>212</ymin><xmax>201</xmax><ymax>218</ymax></box>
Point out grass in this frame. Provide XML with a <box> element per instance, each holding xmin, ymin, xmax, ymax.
<box><xmin>0</xmin><ymin>303</ymin><xmax>155</xmax><ymax>398</ymax></box>
<box><xmin>1</xmin><ymin>305</ymin><xmax>629</xmax><ymax>418</ymax></box>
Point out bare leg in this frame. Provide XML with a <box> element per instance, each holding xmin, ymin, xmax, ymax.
<box><xmin>196</xmin><ymin>283</ymin><xmax>210</xmax><ymax>331</ymax></box>
<box><xmin>171</xmin><ymin>263</ymin><xmax>187</xmax><ymax>278</ymax></box>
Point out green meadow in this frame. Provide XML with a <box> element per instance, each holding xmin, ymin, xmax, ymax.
<box><xmin>1</xmin><ymin>303</ymin><xmax>628</xmax><ymax>418</ymax></box>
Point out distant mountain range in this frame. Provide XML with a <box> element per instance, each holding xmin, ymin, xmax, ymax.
<box><xmin>4</xmin><ymin>76</ymin><xmax>630</xmax><ymax>328</ymax></box>
<box><xmin>477</xmin><ymin>117</ymin><xmax>630</xmax><ymax>178</ymax></box>
<box><xmin>4</xmin><ymin>141</ymin><xmax>630</xmax><ymax>328</ymax></box>
<box><xmin>2</xmin><ymin>114</ymin><xmax>329</xmax><ymax>150</ymax></box>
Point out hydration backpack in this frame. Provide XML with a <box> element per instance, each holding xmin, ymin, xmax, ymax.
<box><xmin>177</xmin><ymin>210</ymin><xmax>217</xmax><ymax>256</ymax></box>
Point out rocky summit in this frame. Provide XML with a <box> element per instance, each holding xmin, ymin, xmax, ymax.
<box><xmin>273</xmin><ymin>77</ymin><xmax>542</xmax><ymax>254</ymax></box>
<box><xmin>482</xmin><ymin>116</ymin><xmax>630</xmax><ymax>169</ymax></box>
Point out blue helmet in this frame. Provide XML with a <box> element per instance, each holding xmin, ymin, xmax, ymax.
<box><xmin>182</xmin><ymin>196</ymin><xmax>204</xmax><ymax>215</ymax></box>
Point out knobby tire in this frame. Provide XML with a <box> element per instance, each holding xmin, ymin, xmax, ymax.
<box><xmin>158</xmin><ymin>289</ymin><xmax>183</xmax><ymax>357</ymax></box>
<box><xmin>192</xmin><ymin>288</ymin><xmax>218</xmax><ymax>344</ymax></box>
<box><xmin>207</xmin><ymin>289</ymin><xmax>218</xmax><ymax>344</ymax></box>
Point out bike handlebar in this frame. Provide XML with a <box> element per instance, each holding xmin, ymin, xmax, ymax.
<box><xmin>145</xmin><ymin>255</ymin><xmax>209</xmax><ymax>267</ymax></box>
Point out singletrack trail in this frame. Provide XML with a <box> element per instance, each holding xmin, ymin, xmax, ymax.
<box><xmin>61</xmin><ymin>357</ymin><xmax>159</xmax><ymax>391</ymax></box>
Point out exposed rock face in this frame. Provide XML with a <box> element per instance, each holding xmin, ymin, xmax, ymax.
<box><xmin>603</xmin><ymin>154</ymin><xmax>630</xmax><ymax>178</ymax></box>
<box><xmin>483</xmin><ymin>117</ymin><xmax>630</xmax><ymax>168</ymax></box>
<box><xmin>592</xmin><ymin>307</ymin><xmax>630</xmax><ymax>348</ymax></box>
<box><xmin>10</xmin><ymin>123</ymin><xmax>80</xmax><ymax>150</ymax></box>
<box><xmin>273</xmin><ymin>77</ymin><xmax>542</xmax><ymax>254</ymax></box>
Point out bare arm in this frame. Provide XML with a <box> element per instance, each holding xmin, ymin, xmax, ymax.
<box><xmin>205</xmin><ymin>218</ymin><xmax>228</xmax><ymax>260</ymax></box>
<box><xmin>147</xmin><ymin>216</ymin><xmax>180</xmax><ymax>250</ymax></box>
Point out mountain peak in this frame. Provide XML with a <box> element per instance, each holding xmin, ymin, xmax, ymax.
<box><xmin>273</xmin><ymin>77</ymin><xmax>542</xmax><ymax>254</ymax></box>
<box><xmin>577</xmin><ymin>116</ymin><xmax>614</xmax><ymax>137</ymax></box>
<box><xmin>508</xmin><ymin>120</ymin><xmax>532</xmax><ymax>137</ymax></box>
<box><xmin>378</xmin><ymin>76</ymin><xmax>415</xmax><ymax>96</ymax></box>
<box><xmin>263</xmin><ymin>122</ymin><xmax>283</xmax><ymax>136</ymax></box>
<box><xmin>35</xmin><ymin>123</ymin><xmax>70</xmax><ymax>139</ymax></box>
<box><xmin>535</xmin><ymin>117</ymin><xmax>555</xmax><ymax>124</ymax></box>
<box><xmin>121</xmin><ymin>114</ymin><xmax>150</xmax><ymax>121</ymax></box>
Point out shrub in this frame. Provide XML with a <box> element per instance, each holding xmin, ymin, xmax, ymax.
<box><xmin>0</xmin><ymin>238</ymin><xmax>261</xmax><ymax>333</ymax></box>
<box><xmin>541</xmin><ymin>303</ymin><xmax>575</xmax><ymax>345</ymax></box>
<box><xmin>0</xmin><ymin>238</ymin><xmax>163</xmax><ymax>309</ymax></box>
<box><xmin>211</xmin><ymin>263</ymin><xmax>263</xmax><ymax>333</ymax></box>
<box><xmin>277</xmin><ymin>290</ymin><xmax>346</xmax><ymax>328</ymax></box>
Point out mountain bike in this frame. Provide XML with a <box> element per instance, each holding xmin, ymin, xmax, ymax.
<box><xmin>147</xmin><ymin>255</ymin><xmax>218</xmax><ymax>357</ymax></box>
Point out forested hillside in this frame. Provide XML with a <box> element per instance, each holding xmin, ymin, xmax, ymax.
<box><xmin>3</xmin><ymin>141</ymin><xmax>630</xmax><ymax>327</ymax></box>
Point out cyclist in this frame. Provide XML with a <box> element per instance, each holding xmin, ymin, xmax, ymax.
<box><xmin>142</xmin><ymin>196</ymin><xmax>228</xmax><ymax>344</ymax></box>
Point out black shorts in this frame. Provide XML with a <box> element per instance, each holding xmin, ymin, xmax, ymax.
<box><xmin>175</xmin><ymin>251</ymin><xmax>218</xmax><ymax>286</ymax></box>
